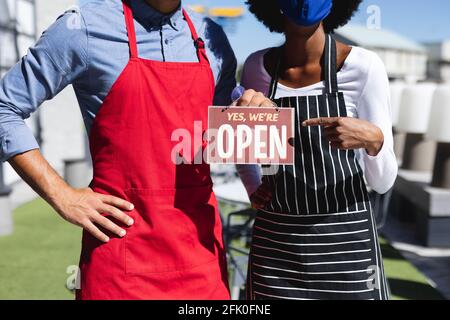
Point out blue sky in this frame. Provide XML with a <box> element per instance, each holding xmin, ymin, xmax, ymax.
<box><xmin>79</xmin><ymin>0</ymin><xmax>450</xmax><ymax>63</ymax></box>
<box><xmin>184</xmin><ymin>0</ymin><xmax>450</xmax><ymax>63</ymax></box>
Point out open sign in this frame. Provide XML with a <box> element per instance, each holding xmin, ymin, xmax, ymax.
<box><xmin>207</xmin><ymin>107</ymin><xmax>295</xmax><ymax>164</ymax></box>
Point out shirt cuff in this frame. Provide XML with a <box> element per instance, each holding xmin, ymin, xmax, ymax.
<box><xmin>363</xmin><ymin>142</ymin><xmax>386</xmax><ymax>161</ymax></box>
<box><xmin>236</xmin><ymin>164</ymin><xmax>262</xmax><ymax>197</ymax></box>
<box><xmin>1</xmin><ymin>124</ymin><xmax>39</xmax><ymax>162</ymax></box>
<box><xmin>244</xmin><ymin>180</ymin><xmax>262</xmax><ymax>198</ymax></box>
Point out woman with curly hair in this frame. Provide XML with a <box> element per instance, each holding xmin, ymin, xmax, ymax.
<box><xmin>237</xmin><ymin>0</ymin><xmax>397</xmax><ymax>300</ymax></box>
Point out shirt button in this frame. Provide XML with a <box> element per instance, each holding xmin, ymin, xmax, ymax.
<box><xmin>165</xmin><ymin>39</ymin><xmax>169</xmax><ymax>45</ymax></box>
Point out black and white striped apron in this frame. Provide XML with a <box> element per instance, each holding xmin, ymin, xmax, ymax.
<box><xmin>247</xmin><ymin>35</ymin><xmax>389</xmax><ymax>300</ymax></box>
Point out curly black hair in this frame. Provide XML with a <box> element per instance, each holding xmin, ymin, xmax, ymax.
<box><xmin>246</xmin><ymin>0</ymin><xmax>363</xmax><ymax>33</ymax></box>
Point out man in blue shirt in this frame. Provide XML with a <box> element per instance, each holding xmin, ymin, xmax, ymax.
<box><xmin>0</xmin><ymin>0</ymin><xmax>273</xmax><ymax>299</ymax></box>
<box><xmin>0</xmin><ymin>0</ymin><xmax>236</xmax><ymax>155</ymax></box>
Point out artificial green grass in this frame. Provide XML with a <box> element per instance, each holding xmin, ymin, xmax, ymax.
<box><xmin>0</xmin><ymin>198</ymin><xmax>444</xmax><ymax>300</ymax></box>
<box><xmin>380</xmin><ymin>238</ymin><xmax>444</xmax><ymax>300</ymax></box>
<box><xmin>0</xmin><ymin>199</ymin><xmax>80</xmax><ymax>300</ymax></box>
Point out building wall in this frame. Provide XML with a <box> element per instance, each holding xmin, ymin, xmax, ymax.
<box><xmin>441</xmin><ymin>64</ymin><xmax>450</xmax><ymax>82</ymax></box>
<box><xmin>34</xmin><ymin>0</ymin><xmax>85</xmax><ymax>167</ymax></box>
<box><xmin>426</xmin><ymin>41</ymin><xmax>450</xmax><ymax>82</ymax></box>
<box><xmin>2</xmin><ymin>0</ymin><xmax>85</xmax><ymax>185</ymax></box>
<box><xmin>374</xmin><ymin>48</ymin><xmax>427</xmax><ymax>82</ymax></box>
<box><xmin>0</xmin><ymin>0</ymin><xmax>35</xmax><ymax>77</ymax></box>
<box><xmin>334</xmin><ymin>31</ymin><xmax>428</xmax><ymax>82</ymax></box>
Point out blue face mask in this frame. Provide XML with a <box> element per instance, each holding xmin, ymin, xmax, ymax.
<box><xmin>277</xmin><ymin>0</ymin><xmax>333</xmax><ymax>26</ymax></box>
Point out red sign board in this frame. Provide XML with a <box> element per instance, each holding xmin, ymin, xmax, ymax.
<box><xmin>207</xmin><ymin>106</ymin><xmax>295</xmax><ymax>165</ymax></box>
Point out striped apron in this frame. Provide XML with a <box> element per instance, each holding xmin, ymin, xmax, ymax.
<box><xmin>247</xmin><ymin>35</ymin><xmax>389</xmax><ymax>300</ymax></box>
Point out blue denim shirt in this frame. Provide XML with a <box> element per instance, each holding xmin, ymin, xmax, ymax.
<box><xmin>0</xmin><ymin>0</ymin><xmax>237</xmax><ymax>162</ymax></box>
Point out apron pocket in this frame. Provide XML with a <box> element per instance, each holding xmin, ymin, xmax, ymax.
<box><xmin>124</xmin><ymin>185</ymin><xmax>219</xmax><ymax>274</ymax></box>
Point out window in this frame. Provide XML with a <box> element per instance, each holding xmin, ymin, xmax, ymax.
<box><xmin>0</xmin><ymin>0</ymin><xmax>36</xmax><ymax>70</ymax></box>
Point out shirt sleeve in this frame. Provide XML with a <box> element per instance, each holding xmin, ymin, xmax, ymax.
<box><xmin>236</xmin><ymin>164</ymin><xmax>262</xmax><ymax>197</ymax></box>
<box><xmin>357</xmin><ymin>52</ymin><xmax>398</xmax><ymax>194</ymax></box>
<box><xmin>0</xmin><ymin>9</ymin><xmax>88</xmax><ymax>162</ymax></box>
<box><xmin>205</xmin><ymin>19</ymin><xmax>237</xmax><ymax>106</ymax></box>
<box><xmin>236</xmin><ymin>56</ymin><xmax>263</xmax><ymax>197</ymax></box>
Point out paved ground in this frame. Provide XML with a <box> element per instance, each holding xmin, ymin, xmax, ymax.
<box><xmin>0</xmin><ymin>195</ymin><xmax>440</xmax><ymax>300</ymax></box>
<box><xmin>381</xmin><ymin>213</ymin><xmax>450</xmax><ymax>299</ymax></box>
<box><xmin>5</xmin><ymin>168</ymin><xmax>449</xmax><ymax>300</ymax></box>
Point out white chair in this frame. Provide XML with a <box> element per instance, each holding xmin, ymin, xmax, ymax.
<box><xmin>426</xmin><ymin>85</ymin><xmax>450</xmax><ymax>188</ymax></box>
<box><xmin>396</xmin><ymin>83</ymin><xmax>437</xmax><ymax>171</ymax></box>
<box><xmin>390</xmin><ymin>81</ymin><xmax>406</xmax><ymax>127</ymax></box>
<box><xmin>389</xmin><ymin>82</ymin><xmax>406</xmax><ymax>163</ymax></box>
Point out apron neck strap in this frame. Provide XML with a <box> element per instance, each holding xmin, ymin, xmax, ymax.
<box><xmin>268</xmin><ymin>34</ymin><xmax>338</xmax><ymax>100</ymax></box>
<box><xmin>324</xmin><ymin>34</ymin><xmax>338</xmax><ymax>94</ymax></box>
<box><xmin>182</xmin><ymin>9</ymin><xmax>210</xmax><ymax>64</ymax></box>
<box><xmin>268</xmin><ymin>50</ymin><xmax>282</xmax><ymax>100</ymax></box>
<box><xmin>122</xmin><ymin>1</ymin><xmax>209</xmax><ymax>64</ymax></box>
<box><xmin>122</xmin><ymin>0</ymin><xmax>138</xmax><ymax>59</ymax></box>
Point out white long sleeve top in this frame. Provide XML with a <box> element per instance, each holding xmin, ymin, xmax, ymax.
<box><xmin>236</xmin><ymin>46</ymin><xmax>398</xmax><ymax>196</ymax></box>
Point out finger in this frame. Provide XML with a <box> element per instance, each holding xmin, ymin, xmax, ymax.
<box><xmin>324</xmin><ymin>125</ymin><xmax>346</xmax><ymax>138</ymax></box>
<box><xmin>83</xmin><ymin>220</ymin><xmax>110</xmax><ymax>243</ymax></box>
<box><xmin>253</xmin><ymin>195</ymin><xmax>271</xmax><ymax>206</ymax></box>
<box><xmin>236</xmin><ymin>89</ymin><xmax>256</xmax><ymax>106</ymax></box>
<box><xmin>249</xmin><ymin>93</ymin><xmax>267</xmax><ymax>107</ymax></box>
<box><xmin>257</xmin><ymin>186</ymin><xmax>272</xmax><ymax>198</ymax></box>
<box><xmin>255</xmin><ymin>183</ymin><xmax>272</xmax><ymax>197</ymax></box>
<box><xmin>251</xmin><ymin>193</ymin><xmax>271</xmax><ymax>206</ymax></box>
<box><xmin>93</xmin><ymin>214</ymin><xmax>127</xmax><ymax>238</ymax></box>
<box><xmin>324</xmin><ymin>133</ymin><xmax>341</xmax><ymax>142</ymax></box>
<box><xmin>256</xmin><ymin>188</ymin><xmax>272</xmax><ymax>199</ymax></box>
<box><xmin>101</xmin><ymin>195</ymin><xmax>134</xmax><ymax>211</ymax></box>
<box><xmin>302</xmin><ymin>117</ymin><xmax>341</xmax><ymax>127</ymax></box>
<box><xmin>251</xmin><ymin>196</ymin><xmax>267</xmax><ymax>209</ymax></box>
<box><xmin>330</xmin><ymin>141</ymin><xmax>354</xmax><ymax>150</ymax></box>
<box><xmin>252</xmin><ymin>202</ymin><xmax>265</xmax><ymax>210</ymax></box>
<box><xmin>100</xmin><ymin>205</ymin><xmax>134</xmax><ymax>226</ymax></box>
<box><xmin>323</xmin><ymin>132</ymin><xmax>342</xmax><ymax>142</ymax></box>
<box><xmin>261</xmin><ymin>99</ymin><xmax>276</xmax><ymax>108</ymax></box>
<box><xmin>327</xmin><ymin>136</ymin><xmax>342</xmax><ymax>143</ymax></box>
<box><xmin>323</xmin><ymin>126</ymin><xmax>339</xmax><ymax>135</ymax></box>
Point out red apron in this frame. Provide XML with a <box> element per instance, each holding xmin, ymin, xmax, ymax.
<box><xmin>76</xmin><ymin>1</ymin><xmax>229</xmax><ymax>300</ymax></box>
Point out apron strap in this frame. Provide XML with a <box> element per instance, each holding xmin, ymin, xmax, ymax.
<box><xmin>268</xmin><ymin>47</ymin><xmax>282</xmax><ymax>100</ymax></box>
<box><xmin>268</xmin><ymin>33</ymin><xmax>338</xmax><ymax>99</ymax></box>
<box><xmin>324</xmin><ymin>34</ymin><xmax>338</xmax><ymax>94</ymax></box>
<box><xmin>182</xmin><ymin>9</ymin><xmax>210</xmax><ymax>65</ymax></box>
<box><xmin>122</xmin><ymin>0</ymin><xmax>138</xmax><ymax>59</ymax></box>
<box><xmin>121</xmin><ymin>2</ymin><xmax>209</xmax><ymax>64</ymax></box>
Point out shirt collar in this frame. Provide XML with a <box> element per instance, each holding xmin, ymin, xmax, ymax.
<box><xmin>132</xmin><ymin>0</ymin><xmax>182</xmax><ymax>31</ymax></box>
